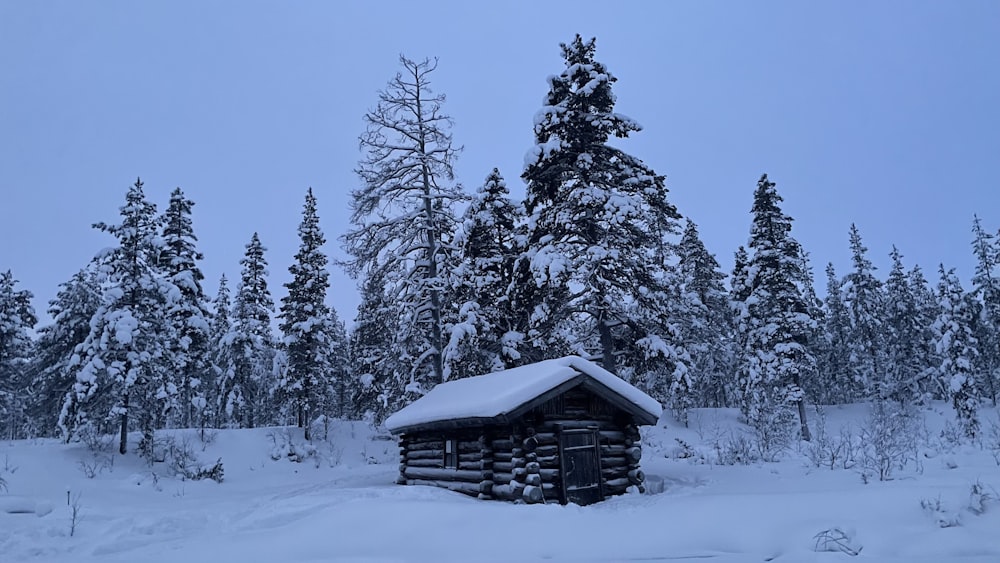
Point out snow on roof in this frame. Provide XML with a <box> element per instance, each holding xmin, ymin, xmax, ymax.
<box><xmin>384</xmin><ymin>355</ymin><xmax>663</xmax><ymax>433</ymax></box>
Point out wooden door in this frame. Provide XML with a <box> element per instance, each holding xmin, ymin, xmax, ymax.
<box><xmin>559</xmin><ymin>428</ymin><xmax>603</xmax><ymax>505</ymax></box>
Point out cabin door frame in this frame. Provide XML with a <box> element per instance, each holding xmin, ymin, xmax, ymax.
<box><xmin>557</xmin><ymin>425</ymin><xmax>604</xmax><ymax>505</ymax></box>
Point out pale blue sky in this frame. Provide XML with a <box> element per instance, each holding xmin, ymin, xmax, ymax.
<box><xmin>2</xmin><ymin>1</ymin><xmax>998</xmax><ymax>323</ymax></box>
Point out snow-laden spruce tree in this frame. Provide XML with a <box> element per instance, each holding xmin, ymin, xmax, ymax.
<box><xmin>676</xmin><ymin>219</ymin><xmax>734</xmax><ymax>408</ymax></box>
<box><xmin>444</xmin><ymin>168</ymin><xmax>522</xmax><ymax>379</ymax></box>
<box><xmin>884</xmin><ymin>247</ymin><xmax>936</xmax><ymax>405</ymax></box>
<box><xmin>60</xmin><ymin>178</ymin><xmax>177</xmax><ymax>454</ymax></box>
<box><xmin>219</xmin><ymin>232</ymin><xmax>276</xmax><ymax>428</ymax></box>
<box><xmin>278</xmin><ymin>188</ymin><xmax>342</xmax><ymax>439</ymax></box>
<box><xmin>970</xmin><ymin>215</ymin><xmax>1000</xmax><ymax>405</ymax></box>
<box><xmin>342</xmin><ymin>55</ymin><xmax>465</xmax><ymax>407</ymax></box>
<box><xmin>738</xmin><ymin>174</ymin><xmax>814</xmax><ymax>441</ymax></box>
<box><xmin>816</xmin><ymin>263</ymin><xmax>853</xmax><ymax>404</ymax></box>
<box><xmin>514</xmin><ymin>35</ymin><xmax>685</xmax><ymax>385</ymax></box>
<box><xmin>0</xmin><ymin>270</ymin><xmax>37</xmax><ymax>440</ymax></box>
<box><xmin>208</xmin><ymin>274</ymin><xmax>234</xmax><ymax>428</ymax></box>
<box><xmin>26</xmin><ymin>267</ymin><xmax>101</xmax><ymax>437</ymax></box>
<box><xmin>843</xmin><ymin>224</ymin><xmax>889</xmax><ymax>400</ymax></box>
<box><xmin>933</xmin><ymin>265</ymin><xmax>982</xmax><ymax>438</ymax></box>
<box><xmin>348</xmin><ymin>270</ymin><xmax>399</xmax><ymax>422</ymax></box>
<box><xmin>909</xmin><ymin>265</ymin><xmax>944</xmax><ymax>400</ymax></box>
<box><xmin>159</xmin><ymin>187</ymin><xmax>212</xmax><ymax>429</ymax></box>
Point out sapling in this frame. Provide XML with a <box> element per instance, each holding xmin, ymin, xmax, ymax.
<box><xmin>69</xmin><ymin>492</ymin><xmax>83</xmax><ymax>537</ymax></box>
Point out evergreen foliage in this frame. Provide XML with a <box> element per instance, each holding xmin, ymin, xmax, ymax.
<box><xmin>676</xmin><ymin>219</ymin><xmax>734</xmax><ymax>408</ymax></box>
<box><xmin>737</xmin><ymin>174</ymin><xmax>815</xmax><ymax>441</ymax></box>
<box><xmin>970</xmin><ymin>215</ymin><xmax>1000</xmax><ymax>405</ymax></box>
<box><xmin>933</xmin><ymin>265</ymin><xmax>981</xmax><ymax>438</ymax></box>
<box><xmin>25</xmin><ymin>267</ymin><xmax>101</xmax><ymax>437</ymax></box>
<box><xmin>0</xmin><ymin>270</ymin><xmax>37</xmax><ymax>439</ymax></box>
<box><xmin>220</xmin><ymin>232</ymin><xmax>275</xmax><ymax>428</ymax></box>
<box><xmin>514</xmin><ymin>34</ymin><xmax>686</xmax><ymax>402</ymax></box>
<box><xmin>816</xmin><ymin>263</ymin><xmax>853</xmax><ymax>404</ymax></box>
<box><xmin>159</xmin><ymin>187</ymin><xmax>213</xmax><ymax>429</ymax></box>
<box><xmin>843</xmin><ymin>224</ymin><xmax>888</xmax><ymax>400</ymax></box>
<box><xmin>278</xmin><ymin>188</ymin><xmax>340</xmax><ymax>440</ymax></box>
<box><xmin>60</xmin><ymin>178</ymin><xmax>177</xmax><ymax>454</ymax></box>
<box><xmin>444</xmin><ymin>169</ymin><xmax>521</xmax><ymax>379</ymax></box>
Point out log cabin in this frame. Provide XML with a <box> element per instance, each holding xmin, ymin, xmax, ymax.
<box><xmin>384</xmin><ymin>355</ymin><xmax>663</xmax><ymax>505</ymax></box>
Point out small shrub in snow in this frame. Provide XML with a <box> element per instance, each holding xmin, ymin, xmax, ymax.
<box><xmin>967</xmin><ymin>480</ymin><xmax>997</xmax><ymax>515</ymax></box>
<box><xmin>805</xmin><ymin>407</ymin><xmax>858</xmax><ymax>470</ymax></box>
<box><xmin>857</xmin><ymin>401</ymin><xmax>920</xmax><ymax>482</ymax></box>
<box><xmin>812</xmin><ymin>527</ymin><xmax>861</xmax><ymax>556</ymax></box>
<box><xmin>0</xmin><ymin>455</ymin><xmax>15</xmax><ymax>491</ymax></box>
<box><xmin>937</xmin><ymin>419</ymin><xmax>965</xmax><ymax>454</ymax></box>
<box><xmin>747</xmin><ymin>406</ymin><xmax>796</xmax><ymax>462</ymax></box>
<box><xmin>672</xmin><ymin>438</ymin><xmax>696</xmax><ymax>459</ymax></box>
<box><xmin>713</xmin><ymin>431</ymin><xmax>759</xmax><ymax>465</ymax></box>
<box><xmin>268</xmin><ymin>428</ymin><xmax>317</xmax><ymax>463</ymax></box>
<box><xmin>920</xmin><ymin>496</ymin><xmax>962</xmax><ymax>528</ymax></box>
<box><xmin>68</xmin><ymin>492</ymin><xmax>83</xmax><ymax>537</ymax></box>
<box><xmin>986</xmin><ymin>417</ymin><xmax>1000</xmax><ymax>466</ymax></box>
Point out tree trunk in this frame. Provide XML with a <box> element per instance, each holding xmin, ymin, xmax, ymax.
<box><xmin>597</xmin><ymin>317</ymin><xmax>617</xmax><ymax>375</ymax></box>
<box><xmin>416</xmin><ymin>91</ymin><xmax>444</xmax><ymax>386</ymax></box>
<box><xmin>119</xmin><ymin>391</ymin><xmax>129</xmax><ymax>455</ymax></box>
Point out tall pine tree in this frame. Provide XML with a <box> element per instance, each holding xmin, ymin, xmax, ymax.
<box><xmin>444</xmin><ymin>169</ymin><xmax>522</xmax><ymax>379</ymax></box>
<box><xmin>0</xmin><ymin>270</ymin><xmax>37</xmax><ymax>439</ymax></box>
<box><xmin>279</xmin><ymin>188</ymin><xmax>337</xmax><ymax>439</ymax></box>
<box><xmin>61</xmin><ymin>178</ymin><xmax>176</xmax><ymax>454</ymax></box>
<box><xmin>739</xmin><ymin>174</ymin><xmax>814</xmax><ymax>441</ymax></box>
<box><xmin>843</xmin><ymin>224</ymin><xmax>888</xmax><ymax>400</ymax></box>
<box><xmin>515</xmin><ymin>35</ymin><xmax>684</xmax><ymax>388</ymax></box>
<box><xmin>220</xmin><ymin>232</ymin><xmax>275</xmax><ymax>428</ymax></box>
<box><xmin>970</xmin><ymin>215</ymin><xmax>1000</xmax><ymax>405</ymax></box>
<box><xmin>933</xmin><ymin>265</ymin><xmax>981</xmax><ymax>438</ymax></box>
<box><xmin>27</xmin><ymin>267</ymin><xmax>100</xmax><ymax>437</ymax></box>
<box><xmin>159</xmin><ymin>187</ymin><xmax>212</xmax><ymax>429</ymax></box>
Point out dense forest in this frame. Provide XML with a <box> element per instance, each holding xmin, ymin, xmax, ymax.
<box><xmin>1</xmin><ymin>36</ymin><xmax>997</xmax><ymax>455</ymax></box>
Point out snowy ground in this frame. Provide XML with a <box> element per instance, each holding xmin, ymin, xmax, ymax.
<box><xmin>2</xmin><ymin>404</ymin><xmax>999</xmax><ymax>562</ymax></box>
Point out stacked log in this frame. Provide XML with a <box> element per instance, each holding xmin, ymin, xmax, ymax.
<box><xmin>478</xmin><ymin>431</ymin><xmax>494</xmax><ymax>500</ymax></box>
<box><xmin>400</xmin><ymin>432</ymin><xmax>484</xmax><ymax>497</ymax></box>
<box><xmin>521</xmin><ymin>428</ymin><xmax>544</xmax><ymax>504</ymax></box>
<box><xmin>509</xmin><ymin>427</ymin><xmax>527</xmax><ymax>502</ymax></box>
<box><xmin>624</xmin><ymin>424</ymin><xmax>645</xmax><ymax>494</ymax></box>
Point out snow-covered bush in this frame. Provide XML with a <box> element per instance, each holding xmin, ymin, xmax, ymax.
<box><xmin>986</xmin><ymin>416</ymin><xmax>1000</xmax><ymax>466</ymax></box>
<box><xmin>713</xmin><ymin>431</ymin><xmax>759</xmax><ymax>465</ymax></box>
<box><xmin>805</xmin><ymin>407</ymin><xmax>858</xmax><ymax>470</ymax></box>
<box><xmin>748</xmin><ymin>405</ymin><xmax>796</xmax><ymax>462</ymax></box>
<box><xmin>967</xmin><ymin>479</ymin><xmax>997</xmax><ymax>515</ymax></box>
<box><xmin>920</xmin><ymin>495</ymin><xmax>962</xmax><ymax>528</ymax></box>
<box><xmin>857</xmin><ymin>401</ymin><xmax>921</xmax><ymax>482</ymax></box>
<box><xmin>75</xmin><ymin>424</ymin><xmax>115</xmax><ymax>478</ymax></box>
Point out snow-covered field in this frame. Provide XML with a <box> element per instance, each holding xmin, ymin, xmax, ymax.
<box><xmin>2</xmin><ymin>404</ymin><xmax>999</xmax><ymax>563</ymax></box>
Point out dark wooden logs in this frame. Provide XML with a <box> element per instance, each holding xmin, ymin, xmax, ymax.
<box><xmin>406</xmin><ymin>479</ymin><xmax>480</xmax><ymax>496</ymax></box>
<box><xmin>404</xmin><ymin>467</ymin><xmax>481</xmax><ymax>482</ymax></box>
<box><xmin>407</xmin><ymin>458</ymin><xmax>445</xmax><ymax>468</ymax></box>
<box><xmin>479</xmin><ymin>429</ymin><xmax>494</xmax><ymax>500</ymax></box>
<box><xmin>407</xmin><ymin>439</ymin><xmax>444</xmax><ymax>450</ymax></box>
<box><xmin>406</xmin><ymin>449</ymin><xmax>445</xmax><ymax>460</ymax></box>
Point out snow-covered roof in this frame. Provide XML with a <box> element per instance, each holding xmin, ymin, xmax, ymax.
<box><xmin>384</xmin><ymin>356</ymin><xmax>663</xmax><ymax>434</ymax></box>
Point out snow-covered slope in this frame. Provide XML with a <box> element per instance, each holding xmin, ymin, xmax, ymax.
<box><xmin>2</xmin><ymin>405</ymin><xmax>999</xmax><ymax>562</ymax></box>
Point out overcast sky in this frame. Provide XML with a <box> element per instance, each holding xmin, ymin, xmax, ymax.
<box><xmin>2</xmin><ymin>1</ymin><xmax>998</xmax><ymax>326</ymax></box>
